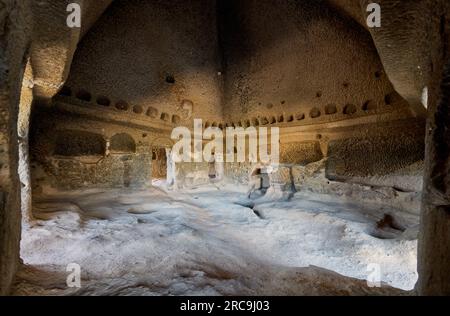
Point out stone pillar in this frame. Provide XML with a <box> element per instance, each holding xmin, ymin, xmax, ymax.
<box><xmin>166</xmin><ymin>148</ymin><xmax>176</xmax><ymax>189</ymax></box>
<box><xmin>418</xmin><ymin>60</ymin><xmax>450</xmax><ymax>295</ymax></box>
<box><xmin>0</xmin><ymin>0</ymin><xmax>31</xmax><ymax>295</ymax></box>
<box><xmin>18</xmin><ymin>61</ymin><xmax>34</xmax><ymax>226</ymax></box>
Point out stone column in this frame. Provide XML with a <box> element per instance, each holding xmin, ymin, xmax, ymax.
<box><xmin>0</xmin><ymin>0</ymin><xmax>31</xmax><ymax>295</ymax></box>
<box><xmin>165</xmin><ymin>148</ymin><xmax>176</xmax><ymax>189</ymax></box>
<box><xmin>418</xmin><ymin>60</ymin><xmax>450</xmax><ymax>295</ymax></box>
<box><xmin>18</xmin><ymin>61</ymin><xmax>34</xmax><ymax>227</ymax></box>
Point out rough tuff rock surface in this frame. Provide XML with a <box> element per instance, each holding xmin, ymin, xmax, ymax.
<box><xmin>1</xmin><ymin>0</ymin><xmax>450</xmax><ymax>296</ymax></box>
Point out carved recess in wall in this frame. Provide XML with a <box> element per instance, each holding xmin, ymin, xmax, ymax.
<box><xmin>280</xmin><ymin>141</ymin><xmax>324</xmax><ymax>165</ymax></box>
<box><xmin>54</xmin><ymin>85</ymin><xmax>413</xmax><ymax>131</ymax></box>
<box><xmin>178</xmin><ymin>99</ymin><xmax>193</xmax><ymax>120</ymax></box>
<box><xmin>326</xmin><ymin>132</ymin><xmax>425</xmax><ymax>178</ymax></box>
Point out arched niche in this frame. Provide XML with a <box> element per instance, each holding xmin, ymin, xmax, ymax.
<box><xmin>54</xmin><ymin>130</ymin><xmax>106</xmax><ymax>157</ymax></box>
<box><xmin>110</xmin><ymin>133</ymin><xmax>136</xmax><ymax>154</ymax></box>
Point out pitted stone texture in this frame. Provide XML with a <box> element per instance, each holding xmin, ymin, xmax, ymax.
<box><xmin>0</xmin><ymin>0</ymin><xmax>31</xmax><ymax>295</ymax></box>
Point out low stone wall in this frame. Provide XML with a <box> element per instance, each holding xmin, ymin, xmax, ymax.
<box><xmin>33</xmin><ymin>152</ymin><xmax>152</xmax><ymax>191</ymax></box>
<box><xmin>30</xmin><ymin>109</ymin><xmax>171</xmax><ymax>191</ymax></box>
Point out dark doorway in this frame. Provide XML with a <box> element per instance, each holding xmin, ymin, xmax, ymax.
<box><xmin>152</xmin><ymin>147</ymin><xmax>167</xmax><ymax>179</ymax></box>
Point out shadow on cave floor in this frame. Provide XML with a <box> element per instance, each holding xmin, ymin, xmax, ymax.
<box><xmin>13</xmin><ymin>262</ymin><xmax>410</xmax><ymax>296</ymax></box>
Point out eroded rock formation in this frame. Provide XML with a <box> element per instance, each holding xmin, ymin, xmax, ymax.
<box><xmin>0</xmin><ymin>0</ymin><xmax>449</xmax><ymax>296</ymax></box>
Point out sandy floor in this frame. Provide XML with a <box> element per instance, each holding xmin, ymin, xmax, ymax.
<box><xmin>13</xmin><ymin>183</ymin><xmax>418</xmax><ymax>296</ymax></box>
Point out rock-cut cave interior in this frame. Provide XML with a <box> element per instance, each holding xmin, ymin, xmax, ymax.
<box><xmin>1</xmin><ymin>0</ymin><xmax>450</xmax><ymax>296</ymax></box>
